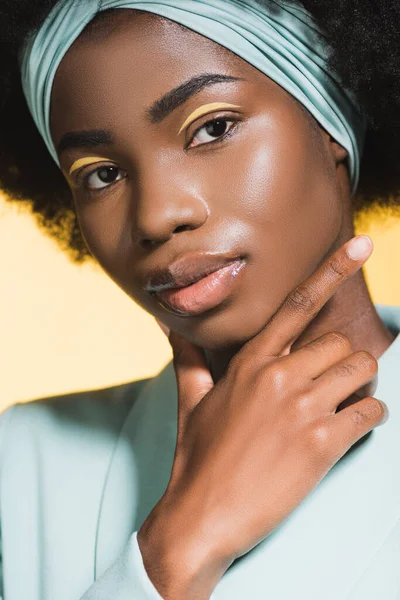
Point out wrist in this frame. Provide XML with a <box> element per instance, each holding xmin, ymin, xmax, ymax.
<box><xmin>138</xmin><ymin>497</ymin><xmax>232</xmax><ymax>599</ymax></box>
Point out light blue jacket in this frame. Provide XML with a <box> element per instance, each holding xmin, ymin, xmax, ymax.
<box><xmin>1</xmin><ymin>303</ymin><xmax>400</xmax><ymax>599</ymax></box>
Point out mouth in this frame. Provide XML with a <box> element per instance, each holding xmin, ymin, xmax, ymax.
<box><xmin>150</xmin><ymin>259</ymin><xmax>246</xmax><ymax>317</ymax></box>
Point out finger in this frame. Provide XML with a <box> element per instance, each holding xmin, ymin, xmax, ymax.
<box><xmin>331</xmin><ymin>396</ymin><xmax>389</xmax><ymax>453</ymax></box>
<box><xmin>168</xmin><ymin>330</ymin><xmax>214</xmax><ymax>417</ymax></box>
<box><xmin>311</xmin><ymin>350</ymin><xmax>378</xmax><ymax>413</ymax></box>
<box><xmin>278</xmin><ymin>331</ymin><xmax>353</xmax><ymax>380</ymax></box>
<box><xmin>353</xmin><ymin>373</ymin><xmax>378</xmax><ymax>400</ymax></box>
<box><xmin>336</xmin><ymin>374</ymin><xmax>378</xmax><ymax>409</ymax></box>
<box><xmin>334</xmin><ymin>371</ymin><xmax>378</xmax><ymax>412</ymax></box>
<box><xmin>243</xmin><ymin>235</ymin><xmax>373</xmax><ymax>361</ymax></box>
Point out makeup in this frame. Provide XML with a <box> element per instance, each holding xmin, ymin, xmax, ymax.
<box><xmin>178</xmin><ymin>102</ymin><xmax>241</xmax><ymax>135</ymax></box>
<box><xmin>69</xmin><ymin>157</ymin><xmax>111</xmax><ymax>175</ymax></box>
<box><xmin>154</xmin><ymin>259</ymin><xmax>246</xmax><ymax>317</ymax></box>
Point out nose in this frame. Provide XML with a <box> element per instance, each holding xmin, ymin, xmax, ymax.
<box><xmin>133</xmin><ymin>164</ymin><xmax>210</xmax><ymax>249</ymax></box>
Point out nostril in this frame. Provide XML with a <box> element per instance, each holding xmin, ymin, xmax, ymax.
<box><xmin>140</xmin><ymin>238</ymin><xmax>156</xmax><ymax>250</ymax></box>
<box><xmin>139</xmin><ymin>223</ymin><xmax>194</xmax><ymax>248</ymax></box>
<box><xmin>173</xmin><ymin>224</ymin><xmax>192</xmax><ymax>234</ymax></box>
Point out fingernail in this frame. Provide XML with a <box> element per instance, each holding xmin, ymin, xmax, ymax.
<box><xmin>346</xmin><ymin>235</ymin><xmax>372</xmax><ymax>260</ymax></box>
<box><xmin>377</xmin><ymin>400</ymin><xmax>390</xmax><ymax>426</ymax></box>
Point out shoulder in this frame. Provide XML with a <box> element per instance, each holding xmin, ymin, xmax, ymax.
<box><xmin>0</xmin><ymin>376</ymin><xmax>153</xmax><ymax>467</ymax></box>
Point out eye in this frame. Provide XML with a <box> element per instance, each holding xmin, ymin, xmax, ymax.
<box><xmin>186</xmin><ymin>117</ymin><xmax>238</xmax><ymax>150</ymax></box>
<box><xmin>82</xmin><ymin>165</ymin><xmax>126</xmax><ymax>191</ymax></box>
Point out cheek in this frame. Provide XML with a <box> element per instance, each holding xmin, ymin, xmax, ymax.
<box><xmin>222</xmin><ymin>112</ymin><xmax>339</xmax><ymax>223</ymax></box>
<box><xmin>226</xmin><ymin>112</ymin><xmax>342</xmax><ymax>263</ymax></box>
<box><xmin>73</xmin><ymin>191</ymin><xmax>132</xmax><ymax>275</ymax></box>
<box><xmin>208</xmin><ymin>113</ymin><xmax>343</xmax><ymax>337</ymax></box>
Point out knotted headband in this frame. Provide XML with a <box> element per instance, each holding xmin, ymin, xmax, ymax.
<box><xmin>18</xmin><ymin>0</ymin><xmax>367</xmax><ymax>194</ymax></box>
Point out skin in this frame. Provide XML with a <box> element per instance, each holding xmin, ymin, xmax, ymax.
<box><xmin>139</xmin><ymin>243</ymin><xmax>388</xmax><ymax>599</ymax></box>
<box><xmin>50</xmin><ymin>9</ymin><xmax>394</xmax><ymax>384</ymax></box>
<box><xmin>48</xmin><ymin>9</ymin><xmax>396</xmax><ymax>597</ymax></box>
<box><xmin>177</xmin><ymin>102</ymin><xmax>241</xmax><ymax>135</ymax></box>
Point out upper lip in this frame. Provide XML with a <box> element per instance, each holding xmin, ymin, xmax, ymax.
<box><xmin>144</xmin><ymin>253</ymin><xmax>244</xmax><ymax>293</ymax></box>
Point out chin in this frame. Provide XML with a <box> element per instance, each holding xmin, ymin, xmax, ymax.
<box><xmin>176</xmin><ymin>303</ymin><xmax>270</xmax><ymax>351</ymax></box>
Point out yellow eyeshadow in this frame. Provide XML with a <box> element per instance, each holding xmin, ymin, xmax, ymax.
<box><xmin>69</xmin><ymin>157</ymin><xmax>111</xmax><ymax>175</ymax></box>
<box><xmin>177</xmin><ymin>103</ymin><xmax>241</xmax><ymax>136</ymax></box>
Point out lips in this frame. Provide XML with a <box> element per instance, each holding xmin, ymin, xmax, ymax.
<box><xmin>144</xmin><ymin>252</ymin><xmax>244</xmax><ymax>293</ymax></box>
<box><xmin>147</xmin><ymin>257</ymin><xmax>246</xmax><ymax>317</ymax></box>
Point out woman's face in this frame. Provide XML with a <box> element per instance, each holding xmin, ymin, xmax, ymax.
<box><xmin>50</xmin><ymin>9</ymin><xmax>349</xmax><ymax>350</ymax></box>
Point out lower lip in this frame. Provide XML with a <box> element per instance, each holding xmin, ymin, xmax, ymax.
<box><xmin>154</xmin><ymin>260</ymin><xmax>246</xmax><ymax>316</ymax></box>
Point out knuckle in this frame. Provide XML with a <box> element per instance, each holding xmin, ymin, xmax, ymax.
<box><xmin>350</xmin><ymin>397</ymin><xmax>384</xmax><ymax>428</ymax></box>
<box><xmin>249</xmin><ymin>352</ymin><xmax>272</xmax><ymax>373</ymax></box>
<box><xmin>333</xmin><ymin>361</ymin><xmax>358</xmax><ymax>378</ymax></box>
<box><xmin>326</xmin><ymin>256</ymin><xmax>347</xmax><ymax>279</ymax></box>
<box><xmin>285</xmin><ymin>285</ymin><xmax>316</xmax><ymax>314</ymax></box>
<box><xmin>265</xmin><ymin>362</ymin><xmax>289</xmax><ymax>390</ymax></box>
<box><xmin>292</xmin><ymin>390</ymin><xmax>314</xmax><ymax>419</ymax></box>
<box><xmin>307</xmin><ymin>422</ymin><xmax>333</xmax><ymax>456</ymax></box>
<box><xmin>349</xmin><ymin>408</ymin><xmax>370</xmax><ymax>429</ymax></box>
<box><xmin>324</xmin><ymin>331</ymin><xmax>352</xmax><ymax>351</ymax></box>
<box><xmin>249</xmin><ymin>365</ymin><xmax>274</xmax><ymax>394</ymax></box>
<box><xmin>332</xmin><ymin>351</ymin><xmax>378</xmax><ymax>379</ymax></box>
<box><xmin>355</xmin><ymin>351</ymin><xmax>378</xmax><ymax>373</ymax></box>
<box><xmin>227</xmin><ymin>349</ymin><xmax>256</xmax><ymax>382</ymax></box>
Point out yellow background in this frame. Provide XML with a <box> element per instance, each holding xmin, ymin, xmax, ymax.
<box><xmin>1</xmin><ymin>194</ymin><xmax>399</xmax><ymax>411</ymax></box>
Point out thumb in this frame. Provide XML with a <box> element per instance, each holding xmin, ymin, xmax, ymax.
<box><xmin>168</xmin><ymin>329</ymin><xmax>214</xmax><ymax>416</ymax></box>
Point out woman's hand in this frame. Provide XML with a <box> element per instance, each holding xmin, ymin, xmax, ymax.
<box><xmin>139</xmin><ymin>235</ymin><xmax>388</xmax><ymax>600</ymax></box>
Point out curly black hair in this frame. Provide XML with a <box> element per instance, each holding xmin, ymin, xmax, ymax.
<box><xmin>0</xmin><ymin>0</ymin><xmax>399</xmax><ymax>264</ymax></box>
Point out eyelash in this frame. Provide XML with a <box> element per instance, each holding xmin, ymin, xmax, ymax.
<box><xmin>75</xmin><ymin>165</ymin><xmax>125</xmax><ymax>199</ymax></box>
<box><xmin>75</xmin><ymin>115</ymin><xmax>240</xmax><ymax>196</ymax></box>
<box><xmin>184</xmin><ymin>115</ymin><xmax>240</xmax><ymax>150</ymax></box>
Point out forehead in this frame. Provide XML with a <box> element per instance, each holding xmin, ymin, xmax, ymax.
<box><xmin>49</xmin><ymin>9</ymin><xmax>266</xmax><ymax>137</ymax></box>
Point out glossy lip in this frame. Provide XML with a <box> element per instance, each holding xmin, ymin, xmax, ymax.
<box><xmin>152</xmin><ymin>259</ymin><xmax>246</xmax><ymax>317</ymax></box>
<box><xmin>144</xmin><ymin>252</ymin><xmax>245</xmax><ymax>293</ymax></box>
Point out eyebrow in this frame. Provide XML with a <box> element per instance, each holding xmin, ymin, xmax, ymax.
<box><xmin>56</xmin><ymin>129</ymin><xmax>114</xmax><ymax>157</ymax></box>
<box><xmin>56</xmin><ymin>73</ymin><xmax>244</xmax><ymax>156</ymax></box>
<box><xmin>147</xmin><ymin>73</ymin><xmax>244</xmax><ymax>124</ymax></box>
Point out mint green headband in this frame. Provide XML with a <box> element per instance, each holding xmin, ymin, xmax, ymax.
<box><xmin>19</xmin><ymin>0</ymin><xmax>367</xmax><ymax>194</ymax></box>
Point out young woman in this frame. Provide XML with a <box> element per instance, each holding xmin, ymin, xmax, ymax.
<box><xmin>0</xmin><ymin>1</ymin><xmax>399</xmax><ymax>598</ymax></box>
